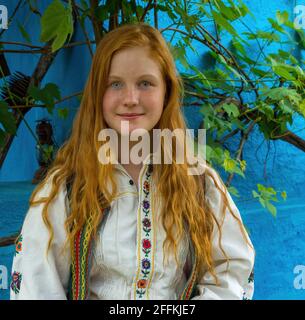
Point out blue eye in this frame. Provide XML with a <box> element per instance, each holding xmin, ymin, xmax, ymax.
<box><xmin>140</xmin><ymin>81</ymin><xmax>152</xmax><ymax>88</ymax></box>
<box><xmin>110</xmin><ymin>81</ymin><xmax>123</xmax><ymax>89</ymax></box>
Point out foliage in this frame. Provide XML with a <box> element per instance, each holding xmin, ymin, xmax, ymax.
<box><xmin>1</xmin><ymin>0</ymin><xmax>305</xmax><ymax>216</ymax></box>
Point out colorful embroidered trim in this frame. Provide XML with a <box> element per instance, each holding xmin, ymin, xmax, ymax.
<box><xmin>69</xmin><ymin>217</ymin><xmax>95</xmax><ymax>300</ymax></box>
<box><xmin>179</xmin><ymin>256</ymin><xmax>198</xmax><ymax>300</ymax></box>
<box><xmin>134</xmin><ymin>163</ymin><xmax>155</xmax><ymax>299</ymax></box>
<box><xmin>10</xmin><ymin>271</ymin><xmax>22</xmax><ymax>294</ymax></box>
<box><xmin>14</xmin><ymin>234</ymin><xmax>23</xmax><ymax>256</ymax></box>
<box><xmin>66</xmin><ymin>168</ymin><xmax>200</xmax><ymax>300</ymax></box>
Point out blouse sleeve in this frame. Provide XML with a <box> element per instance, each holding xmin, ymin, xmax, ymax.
<box><xmin>191</xmin><ymin>168</ymin><xmax>255</xmax><ymax>300</ymax></box>
<box><xmin>10</xmin><ymin>178</ymin><xmax>71</xmax><ymax>300</ymax></box>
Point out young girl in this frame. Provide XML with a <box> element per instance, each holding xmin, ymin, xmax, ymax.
<box><xmin>10</xmin><ymin>23</ymin><xmax>255</xmax><ymax>300</ymax></box>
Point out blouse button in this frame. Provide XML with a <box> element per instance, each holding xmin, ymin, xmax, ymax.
<box><xmin>129</xmin><ymin>179</ymin><xmax>134</xmax><ymax>186</ymax></box>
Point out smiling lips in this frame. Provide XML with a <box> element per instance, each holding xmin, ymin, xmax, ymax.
<box><xmin>118</xmin><ymin>113</ymin><xmax>144</xmax><ymax>120</ymax></box>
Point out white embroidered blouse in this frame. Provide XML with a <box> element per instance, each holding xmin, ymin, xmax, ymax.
<box><xmin>10</xmin><ymin>162</ymin><xmax>255</xmax><ymax>300</ymax></box>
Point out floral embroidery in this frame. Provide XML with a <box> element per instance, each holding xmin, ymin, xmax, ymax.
<box><xmin>14</xmin><ymin>234</ymin><xmax>23</xmax><ymax>256</ymax></box>
<box><xmin>135</xmin><ymin>163</ymin><xmax>154</xmax><ymax>299</ymax></box>
<box><xmin>142</xmin><ymin>258</ymin><xmax>151</xmax><ymax>270</ymax></box>
<box><xmin>10</xmin><ymin>271</ymin><xmax>22</xmax><ymax>294</ymax></box>
<box><xmin>142</xmin><ymin>200</ymin><xmax>150</xmax><ymax>212</ymax></box>
<box><xmin>142</xmin><ymin>239</ymin><xmax>151</xmax><ymax>251</ymax></box>
<box><xmin>142</xmin><ymin>218</ymin><xmax>151</xmax><ymax>236</ymax></box>
<box><xmin>137</xmin><ymin>279</ymin><xmax>147</xmax><ymax>288</ymax></box>
<box><xmin>142</xmin><ymin>218</ymin><xmax>151</xmax><ymax>228</ymax></box>
<box><xmin>143</xmin><ymin>181</ymin><xmax>150</xmax><ymax>193</ymax></box>
<box><xmin>136</xmin><ymin>279</ymin><xmax>148</xmax><ymax>297</ymax></box>
<box><xmin>141</xmin><ymin>258</ymin><xmax>151</xmax><ymax>277</ymax></box>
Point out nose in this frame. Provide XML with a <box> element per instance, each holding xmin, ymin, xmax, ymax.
<box><xmin>123</xmin><ymin>86</ymin><xmax>139</xmax><ymax>107</ymax></box>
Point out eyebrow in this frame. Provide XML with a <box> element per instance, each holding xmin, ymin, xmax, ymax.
<box><xmin>108</xmin><ymin>74</ymin><xmax>159</xmax><ymax>81</ymax></box>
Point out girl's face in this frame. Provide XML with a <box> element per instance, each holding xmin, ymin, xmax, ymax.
<box><xmin>102</xmin><ymin>46</ymin><xmax>166</xmax><ymax>135</ymax></box>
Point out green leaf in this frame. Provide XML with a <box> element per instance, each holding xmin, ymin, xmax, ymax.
<box><xmin>44</xmin><ymin>83</ymin><xmax>61</xmax><ymax>100</ymax></box>
<box><xmin>270</xmin><ymin>58</ymin><xmax>296</xmax><ymax>81</ymax></box>
<box><xmin>169</xmin><ymin>42</ymin><xmax>189</xmax><ymax>69</ymax></box>
<box><xmin>272</xmin><ymin>65</ymin><xmax>295</xmax><ymax>80</ymax></box>
<box><xmin>251</xmin><ymin>67</ymin><xmax>267</xmax><ymax>77</ymax></box>
<box><xmin>212</xmin><ymin>10</ymin><xmax>238</xmax><ymax>36</ymax></box>
<box><xmin>0</xmin><ymin>128</ymin><xmax>6</xmax><ymax>147</ymax></box>
<box><xmin>58</xmin><ymin>108</ymin><xmax>69</xmax><ymax>119</ymax></box>
<box><xmin>0</xmin><ymin>101</ymin><xmax>17</xmax><ymax>134</ymax></box>
<box><xmin>28</xmin><ymin>83</ymin><xmax>61</xmax><ymax>114</ymax></box>
<box><xmin>17</xmin><ymin>22</ymin><xmax>31</xmax><ymax>43</ymax></box>
<box><xmin>213</xmin><ymin>1</ymin><xmax>238</xmax><ymax>21</ymax></box>
<box><xmin>222</xmin><ymin>103</ymin><xmax>240</xmax><ymax>117</ymax></box>
<box><xmin>252</xmin><ymin>190</ymin><xmax>259</xmax><ymax>198</ymax></box>
<box><xmin>266</xmin><ymin>201</ymin><xmax>277</xmax><ymax>217</ymax></box>
<box><xmin>261</xmin><ymin>87</ymin><xmax>301</xmax><ymax>105</ymax></box>
<box><xmin>276</xmin><ymin>10</ymin><xmax>289</xmax><ymax>25</ymax></box>
<box><xmin>295</xmin><ymin>29</ymin><xmax>305</xmax><ymax>50</ymax></box>
<box><xmin>252</xmin><ymin>184</ymin><xmax>281</xmax><ymax>217</ymax></box>
<box><xmin>95</xmin><ymin>5</ymin><xmax>109</xmax><ymax>21</ymax></box>
<box><xmin>189</xmin><ymin>65</ymin><xmax>211</xmax><ymax>89</ymax></box>
<box><xmin>268</xmin><ymin>18</ymin><xmax>285</xmax><ymax>34</ymax></box>
<box><xmin>40</xmin><ymin>0</ymin><xmax>74</xmax><ymax>52</ymax></box>
<box><xmin>243</xmin><ymin>30</ymin><xmax>280</xmax><ymax>42</ymax></box>
<box><xmin>228</xmin><ymin>186</ymin><xmax>240</xmax><ymax>197</ymax></box>
<box><xmin>223</xmin><ymin>157</ymin><xmax>235</xmax><ymax>172</ymax></box>
<box><xmin>80</xmin><ymin>0</ymin><xmax>89</xmax><ymax>10</ymax></box>
<box><xmin>230</xmin><ymin>39</ymin><xmax>247</xmax><ymax>57</ymax></box>
<box><xmin>297</xmin><ymin>100</ymin><xmax>305</xmax><ymax>118</ymax></box>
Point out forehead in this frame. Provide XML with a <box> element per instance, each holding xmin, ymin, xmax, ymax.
<box><xmin>108</xmin><ymin>47</ymin><xmax>162</xmax><ymax>78</ymax></box>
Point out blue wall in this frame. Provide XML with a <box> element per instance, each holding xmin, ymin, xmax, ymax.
<box><xmin>1</xmin><ymin>0</ymin><xmax>305</xmax><ymax>300</ymax></box>
<box><xmin>0</xmin><ymin>0</ymin><xmax>92</xmax><ymax>181</ymax></box>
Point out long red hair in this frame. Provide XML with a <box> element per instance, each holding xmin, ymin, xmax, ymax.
<box><xmin>30</xmin><ymin>23</ymin><xmax>252</xmax><ymax>283</ymax></box>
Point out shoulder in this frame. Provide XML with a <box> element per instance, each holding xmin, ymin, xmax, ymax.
<box><xmin>25</xmin><ymin>170</ymin><xmax>69</xmax><ymax>227</ymax></box>
<box><xmin>203</xmin><ymin>165</ymin><xmax>226</xmax><ymax>200</ymax></box>
<box><xmin>197</xmin><ymin>164</ymin><xmax>238</xmax><ymax>221</ymax></box>
<box><xmin>191</xmin><ymin>161</ymin><xmax>226</xmax><ymax>199</ymax></box>
<box><xmin>31</xmin><ymin>170</ymin><xmax>68</xmax><ymax>203</ymax></box>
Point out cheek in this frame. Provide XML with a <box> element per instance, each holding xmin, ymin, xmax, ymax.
<box><xmin>102</xmin><ymin>92</ymin><xmax>118</xmax><ymax>114</ymax></box>
<box><xmin>102</xmin><ymin>92</ymin><xmax>115</xmax><ymax>113</ymax></box>
<box><xmin>102</xmin><ymin>92</ymin><xmax>120</xmax><ymax>128</ymax></box>
<box><xmin>144</xmin><ymin>91</ymin><xmax>165</xmax><ymax>112</ymax></box>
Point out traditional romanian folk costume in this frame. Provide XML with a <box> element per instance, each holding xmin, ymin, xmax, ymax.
<box><xmin>10</xmin><ymin>159</ymin><xmax>255</xmax><ymax>300</ymax></box>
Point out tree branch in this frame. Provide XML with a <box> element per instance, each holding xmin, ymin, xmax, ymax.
<box><xmin>226</xmin><ymin>121</ymin><xmax>256</xmax><ymax>187</ymax></box>
<box><xmin>71</xmin><ymin>0</ymin><xmax>94</xmax><ymax>57</ymax></box>
<box><xmin>140</xmin><ymin>0</ymin><xmax>153</xmax><ymax>22</ymax></box>
<box><xmin>8</xmin><ymin>90</ymin><xmax>83</xmax><ymax>109</ymax></box>
<box><xmin>0</xmin><ymin>232</ymin><xmax>19</xmax><ymax>247</ymax></box>
<box><xmin>276</xmin><ymin>130</ymin><xmax>305</xmax><ymax>153</ymax></box>
<box><xmin>154</xmin><ymin>0</ymin><xmax>158</xmax><ymax>29</ymax></box>
<box><xmin>89</xmin><ymin>0</ymin><xmax>103</xmax><ymax>45</ymax></box>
